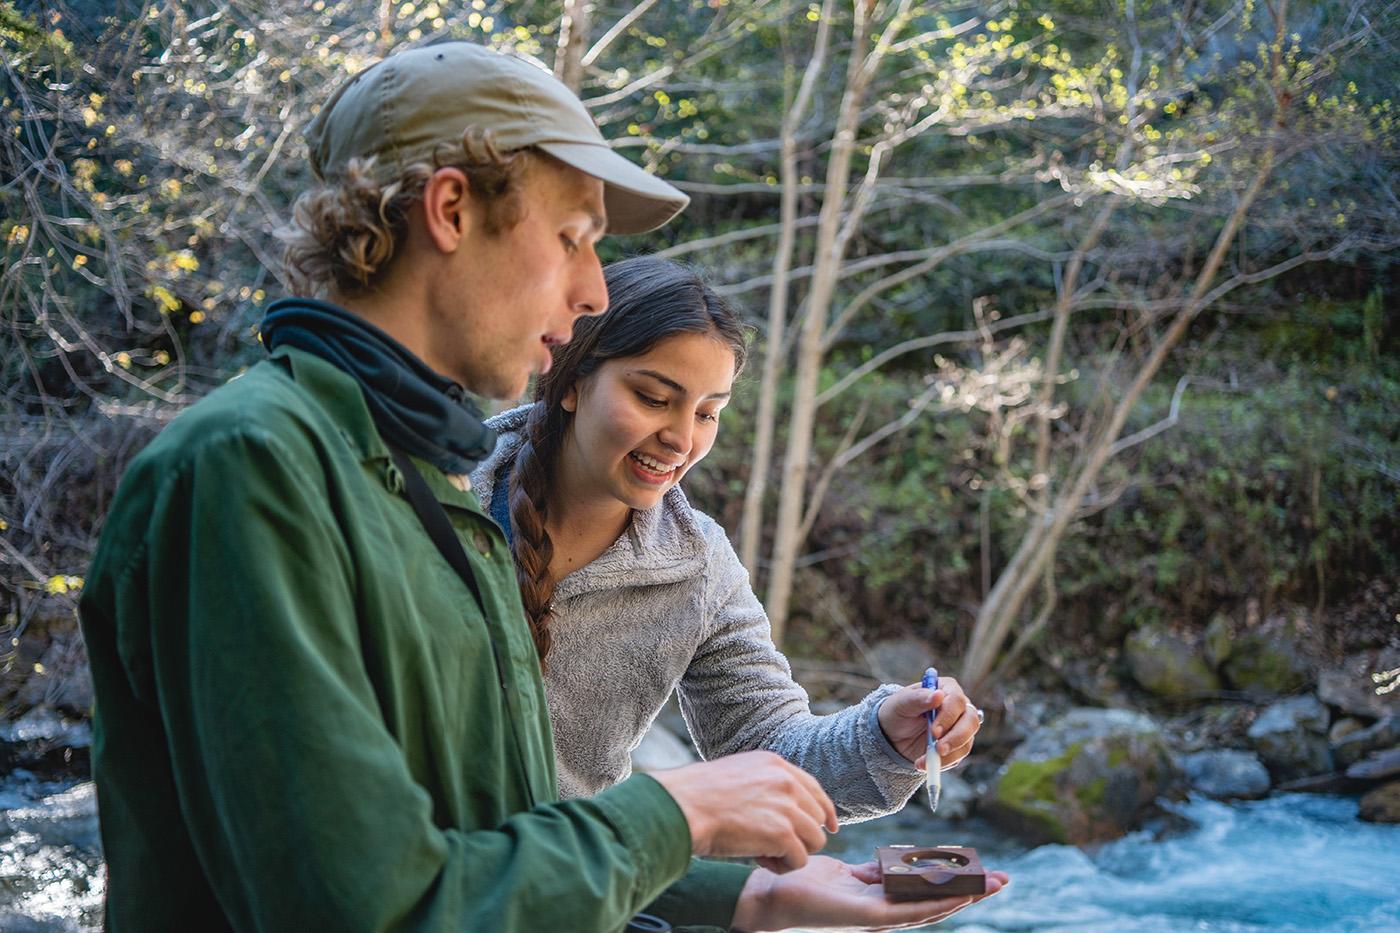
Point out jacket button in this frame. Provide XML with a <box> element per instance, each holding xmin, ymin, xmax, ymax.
<box><xmin>472</xmin><ymin>530</ymin><xmax>492</xmax><ymax>556</ymax></box>
<box><xmin>385</xmin><ymin>464</ymin><xmax>404</xmax><ymax>494</ymax></box>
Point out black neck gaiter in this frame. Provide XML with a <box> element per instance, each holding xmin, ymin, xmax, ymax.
<box><xmin>261</xmin><ymin>298</ymin><xmax>496</xmax><ymax>475</ymax></box>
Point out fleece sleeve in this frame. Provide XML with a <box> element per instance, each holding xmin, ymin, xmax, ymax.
<box><xmin>674</xmin><ymin>522</ymin><xmax>924</xmax><ymax>824</ymax></box>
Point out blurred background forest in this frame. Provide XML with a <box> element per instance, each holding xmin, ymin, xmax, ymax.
<box><xmin>2</xmin><ymin>0</ymin><xmax>1397</xmax><ymax>720</ymax></box>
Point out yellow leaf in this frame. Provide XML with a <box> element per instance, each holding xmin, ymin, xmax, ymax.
<box><xmin>151</xmin><ymin>285</ymin><xmax>180</xmax><ymax>313</ymax></box>
<box><xmin>44</xmin><ymin>574</ymin><xmax>83</xmax><ymax>595</ymax></box>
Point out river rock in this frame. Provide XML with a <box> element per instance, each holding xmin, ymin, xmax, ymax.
<box><xmin>1203</xmin><ymin>614</ymin><xmax>1234</xmax><ymax>669</ymax></box>
<box><xmin>630</xmin><ymin>721</ymin><xmax>697</xmax><ymax>773</ymax></box>
<box><xmin>1221</xmin><ymin>629</ymin><xmax>1311</xmax><ymax>697</ymax></box>
<box><xmin>1318</xmin><ymin>649</ymin><xmax>1400</xmax><ymax>720</ymax></box>
<box><xmin>1329</xmin><ymin>717</ymin><xmax>1368</xmax><ymax>746</ymax></box>
<box><xmin>1332</xmin><ymin>715</ymin><xmax>1400</xmax><ymax>768</ymax></box>
<box><xmin>1180</xmin><ymin>749</ymin><xmax>1271</xmax><ymax>800</ymax></box>
<box><xmin>1247</xmin><ymin>695</ymin><xmax>1332</xmax><ymax>782</ymax></box>
<box><xmin>932</xmin><ymin>771</ymin><xmax>977</xmax><ymax>821</ymax></box>
<box><xmin>983</xmin><ymin>707</ymin><xmax>1182</xmax><ymax>846</ymax></box>
<box><xmin>1358</xmin><ymin>781</ymin><xmax>1400</xmax><ymax>824</ymax></box>
<box><xmin>0</xmin><ymin>707</ymin><xmax>92</xmax><ymax>779</ymax></box>
<box><xmin>1124</xmin><ymin>625</ymin><xmax>1221</xmax><ymax>701</ymax></box>
<box><xmin>863</xmin><ymin>637</ymin><xmax>935</xmax><ymax>684</ymax></box>
<box><xmin>1347</xmin><ymin>747</ymin><xmax>1400</xmax><ymax>782</ymax></box>
<box><xmin>1275</xmin><ymin>771</ymin><xmax>1370</xmax><ymax>794</ymax></box>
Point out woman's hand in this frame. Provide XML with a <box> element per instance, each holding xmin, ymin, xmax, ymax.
<box><xmin>730</xmin><ymin>854</ymin><xmax>1008</xmax><ymax>931</ymax></box>
<box><xmin>875</xmin><ymin>675</ymin><xmax>982</xmax><ymax>770</ymax></box>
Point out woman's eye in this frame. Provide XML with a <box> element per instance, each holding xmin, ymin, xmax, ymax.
<box><xmin>636</xmin><ymin>392</ymin><xmax>665</xmax><ymax>408</ymax></box>
<box><xmin>697</xmin><ymin>411</ymin><xmax>719</xmax><ymax>424</ymax></box>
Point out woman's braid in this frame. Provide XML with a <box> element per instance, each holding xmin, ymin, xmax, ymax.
<box><xmin>508</xmin><ymin>402</ymin><xmax>563</xmax><ymax>668</ymax></box>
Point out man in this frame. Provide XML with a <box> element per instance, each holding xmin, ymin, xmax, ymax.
<box><xmin>79</xmin><ymin>42</ymin><xmax>1003</xmax><ymax>931</ymax></box>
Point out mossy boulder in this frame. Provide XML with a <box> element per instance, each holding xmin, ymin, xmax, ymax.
<box><xmin>982</xmin><ymin>708</ymin><xmax>1182</xmax><ymax>846</ymax></box>
<box><xmin>1221</xmin><ymin>629</ymin><xmax>1311</xmax><ymax>697</ymax></box>
<box><xmin>1203</xmin><ymin>614</ymin><xmax>1234</xmax><ymax>669</ymax></box>
<box><xmin>1124</xmin><ymin>625</ymin><xmax>1221</xmax><ymax>700</ymax></box>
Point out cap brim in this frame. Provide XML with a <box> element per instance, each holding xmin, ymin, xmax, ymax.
<box><xmin>538</xmin><ymin>141</ymin><xmax>689</xmax><ymax>235</ymax></box>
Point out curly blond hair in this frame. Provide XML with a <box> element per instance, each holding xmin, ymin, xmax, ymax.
<box><xmin>278</xmin><ymin>129</ymin><xmax>533</xmax><ymax>298</ymax></box>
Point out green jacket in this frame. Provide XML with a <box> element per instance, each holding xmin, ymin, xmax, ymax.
<box><xmin>79</xmin><ymin>346</ymin><xmax>750</xmax><ymax>931</ymax></box>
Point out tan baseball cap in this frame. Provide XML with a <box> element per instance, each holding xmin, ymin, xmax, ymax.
<box><xmin>305</xmin><ymin>42</ymin><xmax>689</xmax><ymax>234</ymax></box>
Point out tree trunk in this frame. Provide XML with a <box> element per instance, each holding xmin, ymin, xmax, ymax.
<box><xmin>962</xmin><ymin>0</ymin><xmax>1291</xmax><ymax>691</ymax></box>
<box><xmin>963</xmin><ymin>146</ymin><xmax>1279</xmax><ymax>691</ymax></box>
<box><xmin>765</xmin><ymin>3</ymin><xmax>878</xmax><ymax>642</ymax></box>
<box><xmin>554</xmin><ymin>0</ymin><xmax>592</xmax><ymax>94</ymax></box>
<box><xmin>738</xmin><ymin>0</ymin><xmax>836</xmax><ymax>581</ymax></box>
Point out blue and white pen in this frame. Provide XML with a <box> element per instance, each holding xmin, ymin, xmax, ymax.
<box><xmin>922</xmin><ymin>666</ymin><xmax>941</xmax><ymax>813</ymax></box>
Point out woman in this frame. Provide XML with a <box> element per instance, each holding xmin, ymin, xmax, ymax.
<box><xmin>472</xmin><ymin>256</ymin><xmax>981</xmax><ymax>821</ymax></box>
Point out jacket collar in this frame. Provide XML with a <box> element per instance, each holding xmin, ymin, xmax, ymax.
<box><xmin>272</xmin><ymin>344</ymin><xmax>389</xmax><ymax>463</ymax></box>
<box><xmin>272</xmin><ymin>345</ymin><xmax>479</xmax><ymax>511</ymax></box>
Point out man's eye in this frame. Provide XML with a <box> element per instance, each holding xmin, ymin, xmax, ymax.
<box><xmin>560</xmin><ymin>234</ymin><xmax>579</xmax><ymax>254</ymax></box>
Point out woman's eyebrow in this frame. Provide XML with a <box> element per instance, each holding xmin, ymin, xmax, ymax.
<box><xmin>632</xmin><ymin>369</ymin><xmax>731</xmax><ymax>400</ymax></box>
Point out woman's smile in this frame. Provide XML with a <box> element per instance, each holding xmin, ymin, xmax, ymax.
<box><xmin>628</xmin><ymin>450</ymin><xmax>681</xmax><ymax>485</ymax></box>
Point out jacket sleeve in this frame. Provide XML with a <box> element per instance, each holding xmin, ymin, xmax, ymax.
<box><xmin>118</xmin><ymin>425</ymin><xmax>694</xmax><ymax>932</ymax></box>
<box><xmin>675</xmin><ymin>521</ymin><xmax>923</xmax><ymax>824</ymax></box>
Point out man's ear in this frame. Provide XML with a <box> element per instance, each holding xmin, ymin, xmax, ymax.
<box><xmin>420</xmin><ymin>167</ymin><xmax>473</xmax><ymax>254</ymax></box>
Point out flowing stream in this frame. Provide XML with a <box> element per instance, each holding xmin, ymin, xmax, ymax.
<box><xmin>1</xmin><ymin>777</ymin><xmax>1397</xmax><ymax>931</ymax></box>
<box><xmin>826</xmin><ymin>793</ymin><xmax>1400</xmax><ymax>932</ymax></box>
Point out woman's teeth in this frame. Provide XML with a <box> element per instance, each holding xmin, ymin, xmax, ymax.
<box><xmin>630</xmin><ymin>452</ymin><xmax>675</xmax><ymax>476</ymax></box>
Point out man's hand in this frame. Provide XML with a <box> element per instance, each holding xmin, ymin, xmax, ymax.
<box><xmin>650</xmin><ymin>751</ymin><xmax>839</xmax><ymax>872</ymax></box>
<box><xmin>876</xmin><ymin>675</ymin><xmax>981</xmax><ymax>770</ymax></box>
<box><xmin>730</xmin><ymin>855</ymin><xmax>1009</xmax><ymax>931</ymax></box>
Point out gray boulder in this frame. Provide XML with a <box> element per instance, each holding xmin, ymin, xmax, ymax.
<box><xmin>1124</xmin><ymin>625</ymin><xmax>1221</xmax><ymax>700</ymax></box>
<box><xmin>863</xmin><ymin>637</ymin><xmax>935</xmax><ymax>684</ymax></box>
<box><xmin>931</xmin><ymin>771</ymin><xmax>977</xmax><ymax>821</ymax></box>
<box><xmin>1328</xmin><ymin>717</ymin><xmax>1368</xmax><ymax>746</ymax></box>
<box><xmin>1247</xmin><ymin>695</ymin><xmax>1332</xmax><ymax>782</ymax></box>
<box><xmin>1318</xmin><ymin>649</ymin><xmax>1400</xmax><ymax>720</ymax></box>
<box><xmin>982</xmin><ymin>707</ymin><xmax>1182</xmax><ymax>846</ymax></box>
<box><xmin>1347</xmin><ymin>747</ymin><xmax>1400</xmax><ymax>783</ymax></box>
<box><xmin>1180</xmin><ymin>749</ymin><xmax>1271</xmax><ymax>800</ymax></box>
<box><xmin>1359</xmin><ymin>781</ymin><xmax>1400</xmax><ymax>824</ymax></box>
<box><xmin>1332</xmin><ymin>715</ymin><xmax>1400</xmax><ymax>768</ymax></box>
<box><xmin>0</xmin><ymin>707</ymin><xmax>92</xmax><ymax>778</ymax></box>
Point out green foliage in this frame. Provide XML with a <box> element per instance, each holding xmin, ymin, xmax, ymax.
<box><xmin>2</xmin><ymin>0</ymin><xmax>1396</xmax><ymax>661</ymax></box>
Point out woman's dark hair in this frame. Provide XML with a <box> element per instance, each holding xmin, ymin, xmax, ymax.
<box><xmin>509</xmin><ymin>256</ymin><xmax>748</xmax><ymax>667</ymax></box>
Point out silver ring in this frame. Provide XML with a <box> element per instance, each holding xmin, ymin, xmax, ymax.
<box><xmin>974</xmin><ymin>707</ymin><xmax>985</xmax><ymax>724</ymax></box>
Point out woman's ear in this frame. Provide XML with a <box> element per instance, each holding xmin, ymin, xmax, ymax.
<box><xmin>560</xmin><ymin>383</ymin><xmax>579</xmax><ymax>413</ymax></box>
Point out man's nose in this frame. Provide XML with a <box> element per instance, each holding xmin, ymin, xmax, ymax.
<box><xmin>572</xmin><ymin>252</ymin><xmax>608</xmax><ymax>318</ymax></box>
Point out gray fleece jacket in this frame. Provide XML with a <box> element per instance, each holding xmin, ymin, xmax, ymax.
<box><xmin>473</xmin><ymin>405</ymin><xmax>924</xmax><ymax>822</ymax></box>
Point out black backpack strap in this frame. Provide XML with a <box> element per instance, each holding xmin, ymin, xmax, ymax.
<box><xmin>389</xmin><ymin>448</ymin><xmax>541</xmax><ymax>807</ymax></box>
<box><xmin>391</xmin><ymin>449</ymin><xmax>670</xmax><ymax>933</ymax></box>
<box><xmin>390</xmin><ymin>448</ymin><xmax>485</xmax><ymax>616</ymax></box>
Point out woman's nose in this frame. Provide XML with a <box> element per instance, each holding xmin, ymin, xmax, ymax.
<box><xmin>658</xmin><ymin>414</ymin><xmax>693</xmax><ymax>456</ymax></box>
